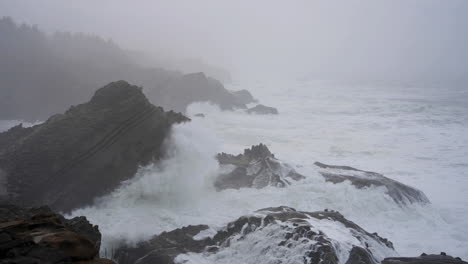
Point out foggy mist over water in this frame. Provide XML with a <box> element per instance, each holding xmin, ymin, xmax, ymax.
<box><xmin>2</xmin><ymin>0</ymin><xmax>468</xmax><ymax>84</ymax></box>
<box><xmin>1</xmin><ymin>0</ymin><xmax>468</xmax><ymax>263</ymax></box>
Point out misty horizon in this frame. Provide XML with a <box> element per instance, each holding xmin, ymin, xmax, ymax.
<box><xmin>0</xmin><ymin>1</ymin><xmax>467</xmax><ymax>263</ymax></box>
<box><xmin>1</xmin><ymin>0</ymin><xmax>467</xmax><ymax>86</ymax></box>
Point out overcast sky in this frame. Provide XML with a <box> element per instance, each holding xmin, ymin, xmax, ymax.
<box><xmin>1</xmin><ymin>0</ymin><xmax>467</xmax><ymax>83</ymax></box>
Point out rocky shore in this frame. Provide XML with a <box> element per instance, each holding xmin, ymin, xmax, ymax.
<box><xmin>0</xmin><ymin>81</ymin><xmax>188</xmax><ymax>212</ymax></box>
<box><xmin>0</xmin><ymin>82</ymin><xmax>463</xmax><ymax>264</ymax></box>
<box><xmin>0</xmin><ymin>204</ymin><xmax>113</xmax><ymax>264</ymax></box>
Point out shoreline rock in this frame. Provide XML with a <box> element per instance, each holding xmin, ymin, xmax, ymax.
<box><xmin>150</xmin><ymin>72</ymin><xmax>250</xmax><ymax>113</ymax></box>
<box><xmin>215</xmin><ymin>144</ymin><xmax>304</xmax><ymax>190</ymax></box>
<box><xmin>0</xmin><ymin>204</ymin><xmax>114</xmax><ymax>264</ymax></box>
<box><xmin>382</xmin><ymin>253</ymin><xmax>468</xmax><ymax>264</ymax></box>
<box><xmin>246</xmin><ymin>104</ymin><xmax>279</xmax><ymax>115</ymax></box>
<box><xmin>0</xmin><ymin>80</ymin><xmax>188</xmax><ymax>212</ymax></box>
<box><xmin>314</xmin><ymin>162</ymin><xmax>430</xmax><ymax>205</ymax></box>
<box><xmin>114</xmin><ymin>206</ymin><xmax>395</xmax><ymax>264</ymax></box>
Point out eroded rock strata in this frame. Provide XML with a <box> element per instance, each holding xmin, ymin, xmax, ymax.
<box><xmin>0</xmin><ymin>80</ymin><xmax>188</xmax><ymax>212</ymax></box>
<box><xmin>215</xmin><ymin>144</ymin><xmax>305</xmax><ymax>190</ymax></box>
<box><xmin>0</xmin><ymin>204</ymin><xmax>114</xmax><ymax>264</ymax></box>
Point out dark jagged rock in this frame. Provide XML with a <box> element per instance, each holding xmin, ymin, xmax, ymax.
<box><xmin>346</xmin><ymin>246</ymin><xmax>378</xmax><ymax>264</ymax></box>
<box><xmin>114</xmin><ymin>225</ymin><xmax>210</xmax><ymax>264</ymax></box>
<box><xmin>314</xmin><ymin>162</ymin><xmax>430</xmax><ymax>205</ymax></box>
<box><xmin>215</xmin><ymin>144</ymin><xmax>305</xmax><ymax>190</ymax></box>
<box><xmin>246</xmin><ymin>104</ymin><xmax>279</xmax><ymax>115</ymax></box>
<box><xmin>382</xmin><ymin>253</ymin><xmax>468</xmax><ymax>264</ymax></box>
<box><xmin>114</xmin><ymin>206</ymin><xmax>395</xmax><ymax>264</ymax></box>
<box><xmin>231</xmin><ymin>89</ymin><xmax>257</xmax><ymax>105</ymax></box>
<box><xmin>0</xmin><ymin>204</ymin><xmax>114</xmax><ymax>264</ymax></box>
<box><xmin>152</xmin><ymin>72</ymin><xmax>248</xmax><ymax>113</ymax></box>
<box><xmin>0</xmin><ymin>80</ymin><xmax>188</xmax><ymax>212</ymax></box>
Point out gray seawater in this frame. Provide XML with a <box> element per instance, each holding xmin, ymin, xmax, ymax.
<box><xmin>1</xmin><ymin>80</ymin><xmax>467</xmax><ymax>260</ymax></box>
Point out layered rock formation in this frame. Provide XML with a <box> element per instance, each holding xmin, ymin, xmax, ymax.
<box><xmin>0</xmin><ymin>80</ymin><xmax>188</xmax><ymax>212</ymax></box>
<box><xmin>314</xmin><ymin>162</ymin><xmax>430</xmax><ymax>205</ymax></box>
<box><xmin>0</xmin><ymin>204</ymin><xmax>113</xmax><ymax>264</ymax></box>
<box><xmin>114</xmin><ymin>206</ymin><xmax>395</xmax><ymax>264</ymax></box>
<box><xmin>215</xmin><ymin>144</ymin><xmax>304</xmax><ymax>190</ymax></box>
<box><xmin>246</xmin><ymin>104</ymin><xmax>279</xmax><ymax>115</ymax></box>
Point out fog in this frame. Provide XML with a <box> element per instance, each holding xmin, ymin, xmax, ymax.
<box><xmin>1</xmin><ymin>0</ymin><xmax>467</xmax><ymax>85</ymax></box>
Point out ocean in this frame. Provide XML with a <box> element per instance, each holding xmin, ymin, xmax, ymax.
<box><xmin>2</xmin><ymin>79</ymin><xmax>467</xmax><ymax>262</ymax></box>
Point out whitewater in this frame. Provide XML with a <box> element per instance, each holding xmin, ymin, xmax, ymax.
<box><xmin>1</xmin><ymin>80</ymin><xmax>467</xmax><ymax>261</ymax></box>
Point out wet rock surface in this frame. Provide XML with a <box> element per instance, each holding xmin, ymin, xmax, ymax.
<box><xmin>0</xmin><ymin>81</ymin><xmax>188</xmax><ymax>212</ymax></box>
<box><xmin>0</xmin><ymin>204</ymin><xmax>114</xmax><ymax>264</ymax></box>
<box><xmin>114</xmin><ymin>206</ymin><xmax>395</xmax><ymax>264</ymax></box>
<box><xmin>114</xmin><ymin>225</ymin><xmax>210</xmax><ymax>264</ymax></box>
<box><xmin>382</xmin><ymin>253</ymin><xmax>468</xmax><ymax>264</ymax></box>
<box><xmin>314</xmin><ymin>162</ymin><xmax>430</xmax><ymax>205</ymax></box>
<box><xmin>246</xmin><ymin>104</ymin><xmax>279</xmax><ymax>114</ymax></box>
<box><xmin>215</xmin><ymin>144</ymin><xmax>305</xmax><ymax>190</ymax></box>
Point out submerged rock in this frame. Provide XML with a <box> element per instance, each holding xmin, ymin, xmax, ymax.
<box><xmin>314</xmin><ymin>162</ymin><xmax>430</xmax><ymax>205</ymax></box>
<box><xmin>0</xmin><ymin>204</ymin><xmax>114</xmax><ymax>264</ymax></box>
<box><xmin>0</xmin><ymin>80</ymin><xmax>188</xmax><ymax>212</ymax></box>
<box><xmin>246</xmin><ymin>104</ymin><xmax>279</xmax><ymax>115</ymax></box>
<box><xmin>114</xmin><ymin>206</ymin><xmax>395</xmax><ymax>264</ymax></box>
<box><xmin>215</xmin><ymin>144</ymin><xmax>305</xmax><ymax>190</ymax></box>
<box><xmin>382</xmin><ymin>253</ymin><xmax>468</xmax><ymax>264</ymax></box>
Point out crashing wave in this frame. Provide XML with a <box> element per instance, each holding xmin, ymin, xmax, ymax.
<box><xmin>314</xmin><ymin>162</ymin><xmax>430</xmax><ymax>205</ymax></box>
<box><xmin>114</xmin><ymin>206</ymin><xmax>395</xmax><ymax>264</ymax></box>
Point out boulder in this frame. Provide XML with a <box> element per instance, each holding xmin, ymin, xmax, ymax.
<box><xmin>382</xmin><ymin>253</ymin><xmax>468</xmax><ymax>264</ymax></box>
<box><xmin>215</xmin><ymin>144</ymin><xmax>305</xmax><ymax>190</ymax></box>
<box><xmin>114</xmin><ymin>206</ymin><xmax>395</xmax><ymax>264</ymax></box>
<box><xmin>246</xmin><ymin>104</ymin><xmax>278</xmax><ymax>114</ymax></box>
<box><xmin>314</xmin><ymin>162</ymin><xmax>430</xmax><ymax>205</ymax></box>
<box><xmin>0</xmin><ymin>80</ymin><xmax>188</xmax><ymax>212</ymax></box>
<box><xmin>0</xmin><ymin>204</ymin><xmax>114</xmax><ymax>264</ymax></box>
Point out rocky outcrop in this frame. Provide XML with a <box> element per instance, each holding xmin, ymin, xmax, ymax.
<box><xmin>0</xmin><ymin>204</ymin><xmax>114</xmax><ymax>264</ymax></box>
<box><xmin>215</xmin><ymin>144</ymin><xmax>305</xmax><ymax>190</ymax></box>
<box><xmin>114</xmin><ymin>206</ymin><xmax>395</xmax><ymax>264</ymax></box>
<box><xmin>246</xmin><ymin>104</ymin><xmax>279</xmax><ymax>115</ymax></box>
<box><xmin>114</xmin><ymin>225</ymin><xmax>210</xmax><ymax>264</ymax></box>
<box><xmin>151</xmin><ymin>72</ymin><xmax>249</xmax><ymax>113</ymax></box>
<box><xmin>314</xmin><ymin>162</ymin><xmax>430</xmax><ymax>205</ymax></box>
<box><xmin>382</xmin><ymin>253</ymin><xmax>468</xmax><ymax>264</ymax></box>
<box><xmin>0</xmin><ymin>80</ymin><xmax>188</xmax><ymax>212</ymax></box>
<box><xmin>231</xmin><ymin>89</ymin><xmax>257</xmax><ymax>105</ymax></box>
